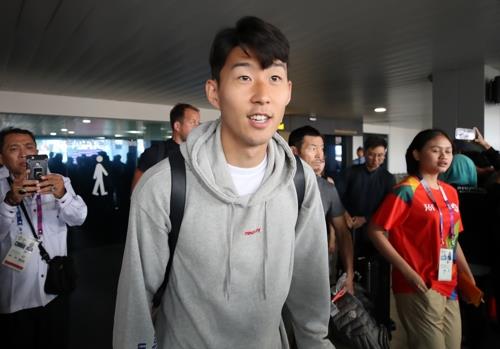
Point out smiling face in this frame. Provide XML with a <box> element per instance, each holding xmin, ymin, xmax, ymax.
<box><xmin>205</xmin><ymin>47</ymin><xmax>292</xmax><ymax>166</ymax></box>
<box><xmin>413</xmin><ymin>135</ymin><xmax>453</xmax><ymax>175</ymax></box>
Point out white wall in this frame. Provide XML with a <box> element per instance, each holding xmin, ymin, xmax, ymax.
<box><xmin>484</xmin><ymin>66</ymin><xmax>500</xmax><ymax>150</ymax></box>
<box><xmin>363</xmin><ymin>123</ymin><xmax>421</xmax><ymax>174</ymax></box>
<box><xmin>352</xmin><ymin>136</ymin><xmax>363</xmax><ymax>159</ymax></box>
<box><xmin>0</xmin><ymin>91</ymin><xmax>220</xmax><ymax>122</ymax></box>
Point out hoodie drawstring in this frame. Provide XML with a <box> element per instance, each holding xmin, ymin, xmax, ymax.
<box><xmin>224</xmin><ymin>203</ymin><xmax>235</xmax><ymax>300</ymax></box>
<box><xmin>262</xmin><ymin>202</ymin><xmax>269</xmax><ymax>300</ymax></box>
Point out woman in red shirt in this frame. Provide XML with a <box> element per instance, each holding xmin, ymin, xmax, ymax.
<box><xmin>368</xmin><ymin>129</ymin><xmax>475</xmax><ymax>349</ymax></box>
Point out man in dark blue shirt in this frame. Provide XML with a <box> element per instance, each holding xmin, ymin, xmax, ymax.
<box><xmin>337</xmin><ymin>135</ymin><xmax>395</xmax><ymax>331</ymax></box>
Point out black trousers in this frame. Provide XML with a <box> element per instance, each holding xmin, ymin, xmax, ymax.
<box><xmin>0</xmin><ymin>295</ymin><xmax>69</xmax><ymax>349</ymax></box>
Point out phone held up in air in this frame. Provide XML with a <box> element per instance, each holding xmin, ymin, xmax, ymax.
<box><xmin>26</xmin><ymin>155</ymin><xmax>48</xmax><ymax>181</ymax></box>
<box><xmin>455</xmin><ymin>128</ymin><xmax>476</xmax><ymax>141</ymax></box>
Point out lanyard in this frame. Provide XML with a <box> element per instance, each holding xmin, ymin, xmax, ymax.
<box><xmin>35</xmin><ymin>194</ymin><xmax>43</xmax><ymax>236</ymax></box>
<box><xmin>420</xmin><ymin>179</ymin><xmax>455</xmax><ymax>247</ymax></box>
<box><xmin>15</xmin><ymin>207</ymin><xmax>23</xmax><ymax>233</ymax></box>
<box><xmin>7</xmin><ymin>177</ymin><xmax>44</xmax><ymax>236</ymax></box>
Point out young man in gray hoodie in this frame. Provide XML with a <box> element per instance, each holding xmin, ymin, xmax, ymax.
<box><xmin>113</xmin><ymin>16</ymin><xmax>334</xmax><ymax>349</ymax></box>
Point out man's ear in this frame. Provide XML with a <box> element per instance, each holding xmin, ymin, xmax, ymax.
<box><xmin>285</xmin><ymin>80</ymin><xmax>292</xmax><ymax>106</ymax></box>
<box><xmin>205</xmin><ymin>79</ymin><xmax>220</xmax><ymax>109</ymax></box>
<box><xmin>412</xmin><ymin>149</ymin><xmax>420</xmax><ymax>161</ymax></box>
<box><xmin>173</xmin><ymin>120</ymin><xmax>181</xmax><ymax>133</ymax></box>
<box><xmin>290</xmin><ymin>145</ymin><xmax>299</xmax><ymax>156</ymax></box>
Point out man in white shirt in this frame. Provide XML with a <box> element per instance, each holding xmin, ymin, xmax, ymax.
<box><xmin>0</xmin><ymin>127</ymin><xmax>87</xmax><ymax>349</ymax></box>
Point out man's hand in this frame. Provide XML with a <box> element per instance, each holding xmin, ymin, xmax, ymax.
<box><xmin>5</xmin><ymin>170</ymin><xmax>39</xmax><ymax>205</ymax></box>
<box><xmin>344</xmin><ymin>211</ymin><xmax>354</xmax><ymax>229</ymax></box>
<box><xmin>474</xmin><ymin>127</ymin><xmax>491</xmax><ymax>150</ymax></box>
<box><xmin>39</xmin><ymin>174</ymin><xmax>66</xmax><ymax>199</ymax></box>
<box><xmin>351</xmin><ymin>216</ymin><xmax>366</xmax><ymax>229</ymax></box>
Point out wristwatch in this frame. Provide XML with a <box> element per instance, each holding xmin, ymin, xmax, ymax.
<box><xmin>4</xmin><ymin>191</ymin><xmax>20</xmax><ymax>206</ymax></box>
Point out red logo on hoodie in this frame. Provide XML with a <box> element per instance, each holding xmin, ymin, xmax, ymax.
<box><xmin>244</xmin><ymin>228</ymin><xmax>262</xmax><ymax>236</ymax></box>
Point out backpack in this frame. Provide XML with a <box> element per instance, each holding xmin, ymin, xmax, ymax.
<box><xmin>331</xmin><ymin>282</ymin><xmax>390</xmax><ymax>349</ymax></box>
<box><xmin>152</xmin><ymin>152</ymin><xmax>305</xmax><ymax>307</ymax></box>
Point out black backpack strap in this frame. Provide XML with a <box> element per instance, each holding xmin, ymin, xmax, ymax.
<box><xmin>152</xmin><ymin>149</ymin><xmax>186</xmax><ymax>308</ymax></box>
<box><xmin>156</xmin><ymin>141</ymin><xmax>167</xmax><ymax>164</ymax></box>
<box><xmin>293</xmin><ymin>155</ymin><xmax>305</xmax><ymax>211</ymax></box>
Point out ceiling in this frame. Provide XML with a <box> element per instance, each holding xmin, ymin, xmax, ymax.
<box><xmin>1</xmin><ymin>0</ymin><xmax>500</xmax><ymax>136</ymax></box>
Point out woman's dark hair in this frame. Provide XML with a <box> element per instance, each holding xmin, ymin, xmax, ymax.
<box><xmin>405</xmin><ymin>128</ymin><xmax>453</xmax><ymax>176</ymax></box>
<box><xmin>209</xmin><ymin>16</ymin><xmax>290</xmax><ymax>81</ymax></box>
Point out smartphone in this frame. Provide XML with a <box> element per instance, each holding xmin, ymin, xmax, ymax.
<box><xmin>455</xmin><ymin>128</ymin><xmax>475</xmax><ymax>141</ymax></box>
<box><xmin>26</xmin><ymin>155</ymin><xmax>48</xmax><ymax>180</ymax></box>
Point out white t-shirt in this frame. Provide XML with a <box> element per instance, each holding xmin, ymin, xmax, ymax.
<box><xmin>227</xmin><ymin>156</ymin><xmax>267</xmax><ymax>196</ymax></box>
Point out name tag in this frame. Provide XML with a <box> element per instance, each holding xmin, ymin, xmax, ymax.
<box><xmin>2</xmin><ymin>235</ymin><xmax>38</xmax><ymax>271</ymax></box>
<box><xmin>438</xmin><ymin>248</ymin><xmax>453</xmax><ymax>281</ymax></box>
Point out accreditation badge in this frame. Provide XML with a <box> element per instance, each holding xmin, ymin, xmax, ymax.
<box><xmin>2</xmin><ymin>235</ymin><xmax>38</xmax><ymax>271</ymax></box>
<box><xmin>438</xmin><ymin>248</ymin><xmax>453</xmax><ymax>281</ymax></box>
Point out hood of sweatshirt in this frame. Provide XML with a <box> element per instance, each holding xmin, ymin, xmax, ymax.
<box><xmin>180</xmin><ymin>119</ymin><xmax>296</xmax><ymax>207</ymax></box>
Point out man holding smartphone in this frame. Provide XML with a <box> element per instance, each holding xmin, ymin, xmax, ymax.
<box><xmin>0</xmin><ymin>127</ymin><xmax>87</xmax><ymax>349</ymax></box>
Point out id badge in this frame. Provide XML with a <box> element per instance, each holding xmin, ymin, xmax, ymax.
<box><xmin>438</xmin><ymin>248</ymin><xmax>453</xmax><ymax>281</ymax></box>
<box><xmin>2</xmin><ymin>235</ymin><xmax>38</xmax><ymax>271</ymax></box>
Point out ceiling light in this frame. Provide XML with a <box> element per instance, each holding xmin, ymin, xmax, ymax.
<box><xmin>82</xmin><ymin>119</ymin><xmax>91</xmax><ymax>124</ymax></box>
<box><xmin>50</xmin><ymin>132</ymin><xmax>57</xmax><ymax>136</ymax></box>
<box><xmin>61</xmin><ymin>128</ymin><xmax>68</xmax><ymax>132</ymax></box>
<box><xmin>96</xmin><ymin>136</ymin><xmax>105</xmax><ymax>140</ymax></box>
<box><xmin>115</xmin><ymin>134</ymin><xmax>123</xmax><ymax>137</ymax></box>
<box><xmin>68</xmin><ymin>131</ymin><xmax>75</xmax><ymax>134</ymax></box>
<box><xmin>126</xmin><ymin>130</ymin><xmax>143</xmax><ymax>134</ymax></box>
<box><xmin>374</xmin><ymin>107</ymin><xmax>387</xmax><ymax>113</ymax></box>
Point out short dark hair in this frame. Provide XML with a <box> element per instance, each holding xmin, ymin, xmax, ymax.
<box><xmin>209</xmin><ymin>16</ymin><xmax>290</xmax><ymax>81</ymax></box>
<box><xmin>170</xmin><ymin>103</ymin><xmax>199</xmax><ymax>128</ymax></box>
<box><xmin>405</xmin><ymin>129</ymin><xmax>453</xmax><ymax>176</ymax></box>
<box><xmin>288</xmin><ymin>126</ymin><xmax>322</xmax><ymax>149</ymax></box>
<box><xmin>364</xmin><ymin>136</ymin><xmax>387</xmax><ymax>151</ymax></box>
<box><xmin>0</xmin><ymin>127</ymin><xmax>36</xmax><ymax>152</ymax></box>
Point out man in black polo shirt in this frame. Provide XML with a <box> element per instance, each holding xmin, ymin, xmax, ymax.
<box><xmin>337</xmin><ymin>135</ymin><xmax>395</xmax><ymax>331</ymax></box>
<box><xmin>131</xmin><ymin>103</ymin><xmax>200</xmax><ymax>189</ymax></box>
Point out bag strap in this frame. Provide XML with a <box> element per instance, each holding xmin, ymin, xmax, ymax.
<box><xmin>293</xmin><ymin>155</ymin><xmax>305</xmax><ymax>211</ymax></box>
<box><xmin>156</xmin><ymin>141</ymin><xmax>168</xmax><ymax>164</ymax></box>
<box><xmin>19</xmin><ymin>201</ymin><xmax>51</xmax><ymax>263</ymax></box>
<box><xmin>152</xmin><ymin>149</ymin><xmax>186</xmax><ymax>308</ymax></box>
<box><xmin>152</xmin><ymin>153</ymin><xmax>304</xmax><ymax>308</ymax></box>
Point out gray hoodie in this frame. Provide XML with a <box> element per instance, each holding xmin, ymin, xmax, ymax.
<box><xmin>113</xmin><ymin>120</ymin><xmax>334</xmax><ymax>349</ymax></box>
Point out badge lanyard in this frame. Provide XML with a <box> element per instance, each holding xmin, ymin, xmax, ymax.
<box><xmin>8</xmin><ymin>177</ymin><xmax>44</xmax><ymax>237</ymax></box>
<box><xmin>420</xmin><ymin>179</ymin><xmax>455</xmax><ymax>247</ymax></box>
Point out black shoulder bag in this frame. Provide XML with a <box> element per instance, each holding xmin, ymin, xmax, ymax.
<box><xmin>19</xmin><ymin>201</ymin><xmax>77</xmax><ymax>295</ymax></box>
